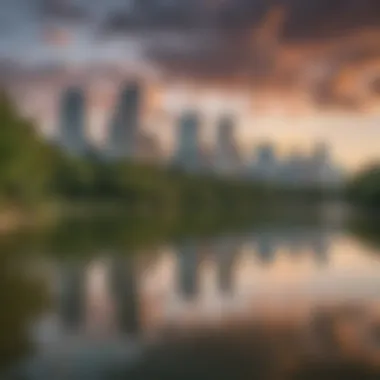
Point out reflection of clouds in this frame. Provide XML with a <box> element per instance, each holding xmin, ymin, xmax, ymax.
<box><xmin>138</xmin><ymin>247</ymin><xmax>178</xmax><ymax>300</ymax></box>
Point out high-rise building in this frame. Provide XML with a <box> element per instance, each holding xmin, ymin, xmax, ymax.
<box><xmin>309</xmin><ymin>142</ymin><xmax>344</xmax><ymax>188</ymax></box>
<box><xmin>59</xmin><ymin>87</ymin><xmax>87</xmax><ymax>156</ymax></box>
<box><xmin>107</xmin><ymin>82</ymin><xmax>141</xmax><ymax>160</ymax></box>
<box><xmin>250</xmin><ymin>142</ymin><xmax>278</xmax><ymax>182</ymax></box>
<box><xmin>173</xmin><ymin>111</ymin><xmax>201</xmax><ymax>172</ymax></box>
<box><xmin>215</xmin><ymin>115</ymin><xmax>241</xmax><ymax>176</ymax></box>
<box><xmin>281</xmin><ymin>150</ymin><xmax>310</xmax><ymax>185</ymax></box>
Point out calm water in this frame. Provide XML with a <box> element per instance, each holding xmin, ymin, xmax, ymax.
<box><xmin>2</xmin><ymin>208</ymin><xmax>380</xmax><ymax>380</ymax></box>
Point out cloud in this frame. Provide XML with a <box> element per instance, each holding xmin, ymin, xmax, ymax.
<box><xmin>41</xmin><ymin>0</ymin><xmax>87</xmax><ymax>22</ymax></box>
<box><xmin>137</xmin><ymin>1</ymin><xmax>380</xmax><ymax>112</ymax></box>
<box><xmin>282</xmin><ymin>0</ymin><xmax>380</xmax><ymax>40</ymax></box>
<box><xmin>3</xmin><ymin>0</ymin><xmax>380</xmax><ymax>113</ymax></box>
<box><xmin>101</xmin><ymin>0</ymin><xmax>268</xmax><ymax>34</ymax></box>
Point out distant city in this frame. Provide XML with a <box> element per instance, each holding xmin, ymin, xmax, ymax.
<box><xmin>58</xmin><ymin>82</ymin><xmax>345</xmax><ymax>188</ymax></box>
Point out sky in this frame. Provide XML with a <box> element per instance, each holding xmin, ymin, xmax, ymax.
<box><xmin>1</xmin><ymin>0</ymin><xmax>380</xmax><ymax>170</ymax></box>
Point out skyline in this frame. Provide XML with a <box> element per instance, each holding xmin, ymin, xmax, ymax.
<box><xmin>22</xmin><ymin>79</ymin><xmax>374</xmax><ymax>172</ymax></box>
<box><xmin>56</xmin><ymin>81</ymin><xmax>344</xmax><ymax>188</ymax></box>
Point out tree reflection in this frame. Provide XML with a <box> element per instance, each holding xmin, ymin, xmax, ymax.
<box><xmin>0</xmin><ymin>243</ymin><xmax>49</xmax><ymax>373</ymax></box>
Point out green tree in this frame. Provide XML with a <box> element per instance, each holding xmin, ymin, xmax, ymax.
<box><xmin>0</xmin><ymin>92</ymin><xmax>52</xmax><ymax>207</ymax></box>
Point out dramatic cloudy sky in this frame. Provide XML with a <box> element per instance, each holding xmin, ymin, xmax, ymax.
<box><xmin>1</xmin><ymin>0</ymin><xmax>380</xmax><ymax>169</ymax></box>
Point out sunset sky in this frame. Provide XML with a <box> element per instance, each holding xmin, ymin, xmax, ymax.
<box><xmin>1</xmin><ymin>0</ymin><xmax>380</xmax><ymax>170</ymax></box>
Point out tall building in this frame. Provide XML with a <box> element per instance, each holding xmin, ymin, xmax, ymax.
<box><xmin>281</xmin><ymin>150</ymin><xmax>310</xmax><ymax>186</ymax></box>
<box><xmin>173</xmin><ymin>111</ymin><xmax>201</xmax><ymax>172</ymax></box>
<box><xmin>250</xmin><ymin>143</ymin><xmax>278</xmax><ymax>182</ymax></box>
<box><xmin>215</xmin><ymin>115</ymin><xmax>241</xmax><ymax>176</ymax></box>
<box><xmin>59</xmin><ymin>87</ymin><xmax>87</xmax><ymax>156</ymax></box>
<box><xmin>309</xmin><ymin>142</ymin><xmax>344</xmax><ymax>188</ymax></box>
<box><xmin>107</xmin><ymin>82</ymin><xmax>141</xmax><ymax>160</ymax></box>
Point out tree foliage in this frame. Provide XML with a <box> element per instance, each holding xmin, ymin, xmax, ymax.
<box><xmin>347</xmin><ymin>165</ymin><xmax>380</xmax><ymax>208</ymax></box>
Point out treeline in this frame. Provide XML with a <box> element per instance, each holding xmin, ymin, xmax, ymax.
<box><xmin>346</xmin><ymin>164</ymin><xmax>380</xmax><ymax>209</ymax></box>
<box><xmin>0</xmin><ymin>92</ymin><xmax>54</xmax><ymax>207</ymax></box>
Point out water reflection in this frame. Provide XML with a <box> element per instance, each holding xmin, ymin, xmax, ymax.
<box><xmin>3</xmin><ymin>223</ymin><xmax>380</xmax><ymax>379</ymax></box>
<box><xmin>0</xmin><ymin>251</ymin><xmax>49</xmax><ymax>374</ymax></box>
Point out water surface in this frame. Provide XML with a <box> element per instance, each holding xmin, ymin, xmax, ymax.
<box><xmin>2</xmin><ymin>209</ymin><xmax>380</xmax><ymax>380</ymax></box>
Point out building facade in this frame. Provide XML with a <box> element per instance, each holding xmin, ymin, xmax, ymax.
<box><xmin>173</xmin><ymin>111</ymin><xmax>202</xmax><ymax>172</ymax></box>
<box><xmin>59</xmin><ymin>87</ymin><xmax>87</xmax><ymax>156</ymax></box>
<box><xmin>107</xmin><ymin>82</ymin><xmax>141</xmax><ymax>160</ymax></box>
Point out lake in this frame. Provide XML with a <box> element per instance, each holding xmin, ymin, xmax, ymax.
<box><xmin>1</xmin><ymin>205</ymin><xmax>380</xmax><ymax>380</ymax></box>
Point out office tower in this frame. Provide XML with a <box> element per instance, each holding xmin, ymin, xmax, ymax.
<box><xmin>59</xmin><ymin>87</ymin><xmax>87</xmax><ymax>155</ymax></box>
<box><xmin>251</xmin><ymin>143</ymin><xmax>278</xmax><ymax>182</ymax></box>
<box><xmin>309</xmin><ymin>142</ymin><xmax>344</xmax><ymax>187</ymax></box>
<box><xmin>108</xmin><ymin>82</ymin><xmax>141</xmax><ymax>160</ymax></box>
<box><xmin>215</xmin><ymin>115</ymin><xmax>241</xmax><ymax>176</ymax></box>
<box><xmin>283</xmin><ymin>150</ymin><xmax>310</xmax><ymax>186</ymax></box>
<box><xmin>173</xmin><ymin>111</ymin><xmax>201</xmax><ymax>172</ymax></box>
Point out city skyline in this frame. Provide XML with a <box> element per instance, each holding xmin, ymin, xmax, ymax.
<box><xmin>56</xmin><ymin>82</ymin><xmax>344</xmax><ymax>187</ymax></box>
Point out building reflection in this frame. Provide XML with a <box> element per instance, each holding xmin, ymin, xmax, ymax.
<box><xmin>49</xmin><ymin>229</ymin><xmax>359</xmax><ymax>340</ymax></box>
<box><xmin>256</xmin><ymin>236</ymin><xmax>276</xmax><ymax>264</ymax></box>
<box><xmin>311</xmin><ymin>234</ymin><xmax>330</xmax><ymax>265</ymax></box>
<box><xmin>178</xmin><ymin>242</ymin><xmax>199</xmax><ymax>300</ymax></box>
<box><xmin>215</xmin><ymin>239</ymin><xmax>239</xmax><ymax>296</ymax></box>
<box><xmin>111</xmin><ymin>257</ymin><xmax>140</xmax><ymax>336</ymax></box>
<box><xmin>56</xmin><ymin>256</ymin><xmax>141</xmax><ymax>337</ymax></box>
<box><xmin>11</xmin><ymin>227</ymin><xmax>380</xmax><ymax>380</ymax></box>
<box><xmin>58</xmin><ymin>263</ymin><xmax>85</xmax><ymax>331</ymax></box>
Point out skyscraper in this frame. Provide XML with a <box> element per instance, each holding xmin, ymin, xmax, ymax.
<box><xmin>251</xmin><ymin>142</ymin><xmax>278</xmax><ymax>182</ymax></box>
<box><xmin>59</xmin><ymin>87</ymin><xmax>87</xmax><ymax>156</ymax></box>
<box><xmin>173</xmin><ymin>111</ymin><xmax>201</xmax><ymax>172</ymax></box>
<box><xmin>107</xmin><ymin>82</ymin><xmax>141</xmax><ymax>160</ymax></box>
<box><xmin>215</xmin><ymin>115</ymin><xmax>241</xmax><ymax>176</ymax></box>
<box><xmin>309</xmin><ymin>142</ymin><xmax>343</xmax><ymax>187</ymax></box>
